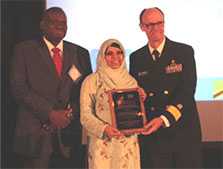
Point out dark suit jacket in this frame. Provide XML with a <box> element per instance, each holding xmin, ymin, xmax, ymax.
<box><xmin>130</xmin><ymin>37</ymin><xmax>202</xmax><ymax>143</ymax></box>
<box><xmin>10</xmin><ymin>38</ymin><xmax>92</xmax><ymax>157</ymax></box>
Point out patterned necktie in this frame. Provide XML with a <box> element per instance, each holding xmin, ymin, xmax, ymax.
<box><xmin>152</xmin><ymin>49</ymin><xmax>160</xmax><ymax>61</ymax></box>
<box><xmin>52</xmin><ymin>47</ymin><xmax>62</xmax><ymax>76</ymax></box>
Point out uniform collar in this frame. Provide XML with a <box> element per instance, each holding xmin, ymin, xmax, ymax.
<box><xmin>148</xmin><ymin>37</ymin><xmax>166</xmax><ymax>59</ymax></box>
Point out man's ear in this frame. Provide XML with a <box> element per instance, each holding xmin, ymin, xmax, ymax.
<box><xmin>139</xmin><ymin>23</ymin><xmax>145</xmax><ymax>32</ymax></box>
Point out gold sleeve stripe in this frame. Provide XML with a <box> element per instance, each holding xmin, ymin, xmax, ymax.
<box><xmin>166</xmin><ymin>105</ymin><xmax>182</xmax><ymax>121</ymax></box>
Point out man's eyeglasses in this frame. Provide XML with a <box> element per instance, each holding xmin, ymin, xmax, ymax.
<box><xmin>142</xmin><ymin>21</ymin><xmax>164</xmax><ymax>29</ymax></box>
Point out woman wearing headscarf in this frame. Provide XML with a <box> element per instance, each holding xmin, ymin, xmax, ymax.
<box><xmin>80</xmin><ymin>39</ymin><xmax>143</xmax><ymax>169</ymax></box>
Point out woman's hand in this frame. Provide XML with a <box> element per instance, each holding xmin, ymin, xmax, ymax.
<box><xmin>104</xmin><ymin>125</ymin><xmax>124</xmax><ymax>139</ymax></box>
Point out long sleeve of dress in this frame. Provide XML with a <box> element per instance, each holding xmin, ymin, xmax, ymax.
<box><xmin>80</xmin><ymin>74</ymin><xmax>107</xmax><ymax>138</ymax></box>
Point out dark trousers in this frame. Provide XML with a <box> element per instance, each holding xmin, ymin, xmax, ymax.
<box><xmin>14</xmin><ymin>132</ymin><xmax>52</xmax><ymax>169</ymax></box>
<box><xmin>15</xmin><ymin>128</ymin><xmax>86</xmax><ymax>169</ymax></box>
<box><xmin>139</xmin><ymin>134</ymin><xmax>202</xmax><ymax>169</ymax></box>
<box><xmin>49</xmin><ymin>127</ymin><xmax>87</xmax><ymax>169</ymax></box>
<box><xmin>16</xmin><ymin>145</ymin><xmax>86</xmax><ymax>169</ymax></box>
<box><xmin>49</xmin><ymin>144</ymin><xmax>86</xmax><ymax>169</ymax></box>
<box><xmin>15</xmin><ymin>151</ymin><xmax>51</xmax><ymax>169</ymax></box>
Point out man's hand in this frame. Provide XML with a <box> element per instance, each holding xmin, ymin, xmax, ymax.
<box><xmin>141</xmin><ymin>117</ymin><xmax>164</xmax><ymax>135</ymax></box>
<box><xmin>104</xmin><ymin>125</ymin><xmax>124</xmax><ymax>139</ymax></box>
<box><xmin>49</xmin><ymin>108</ymin><xmax>72</xmax><ymax>129</ymax></box>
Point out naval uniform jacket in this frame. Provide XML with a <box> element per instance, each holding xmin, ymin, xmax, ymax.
<box><xmin>130</xmin><ymin>38</ymin><xmax>201</xmax><ymax>141</ymax></box>
<box><xmin>10</xmin><ymin>38</ymin><xmax>92</xmax><ymax>157</ymax></box>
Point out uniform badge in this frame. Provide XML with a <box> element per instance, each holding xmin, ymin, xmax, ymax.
<box><xmin>165</xmin><ymin>59</ymin><xmax>183</xmax><ymax>74</ymax></box>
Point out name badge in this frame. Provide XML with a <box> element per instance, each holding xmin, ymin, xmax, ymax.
<box><xmin>165</xmin><ymin>59</ymin><xmax>183</xmax><ymax>74</ymax></box>
<box><xmin>68</xmin><ymin>65</ymin><xmax>81</xmax><ymax>81</ymax></box>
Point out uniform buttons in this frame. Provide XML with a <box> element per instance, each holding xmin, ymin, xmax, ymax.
<box><xmin>149</xmin><ymin>92</ymin><xmax>154</xmax><ymax>97</ymax></box>
<box><xmin>150</xmin><ymin>107</ymin><xmax>155</xmax><ymax>111</ymax></box>
<box><xmin>177</xmin><ymin>104</ymin><xmax>183</xmax><ymax>110</ymax></box>
<box><xmin>164</xmin><ymin>90</ymin><xmax>169</xmax><ymax>95</ymax></box>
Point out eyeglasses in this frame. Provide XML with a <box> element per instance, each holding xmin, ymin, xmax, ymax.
<box><xmin>142</xmin><ymin>21</ymin><xmax>164</xmax><ymax>29</ymax></box>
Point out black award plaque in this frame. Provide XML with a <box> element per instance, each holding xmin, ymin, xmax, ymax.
<box><xmin>108</xmin><ymin>88</ymin><xmax>147</xmax><ymax>135</ymax></box>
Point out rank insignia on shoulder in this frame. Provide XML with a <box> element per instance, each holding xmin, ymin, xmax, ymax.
<box><xmin>165</xmin><ymin>59</ymin><xmax>183</xmax><ymax>74</ymax></box>
<box><xmin>138</xmin><ymin>71</ymin><xmax>148</xmax><ymax>77</ymax></box>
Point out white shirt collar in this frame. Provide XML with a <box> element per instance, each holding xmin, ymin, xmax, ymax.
<box><xmin>148</xmin><ymin>37</ymin><xmax>166</xmax><ymax>60</ymax></box>
<box><xmin>43</xmin><ymin>37</ymin><xmax>63</xmax><ymax>57</ymax></box>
